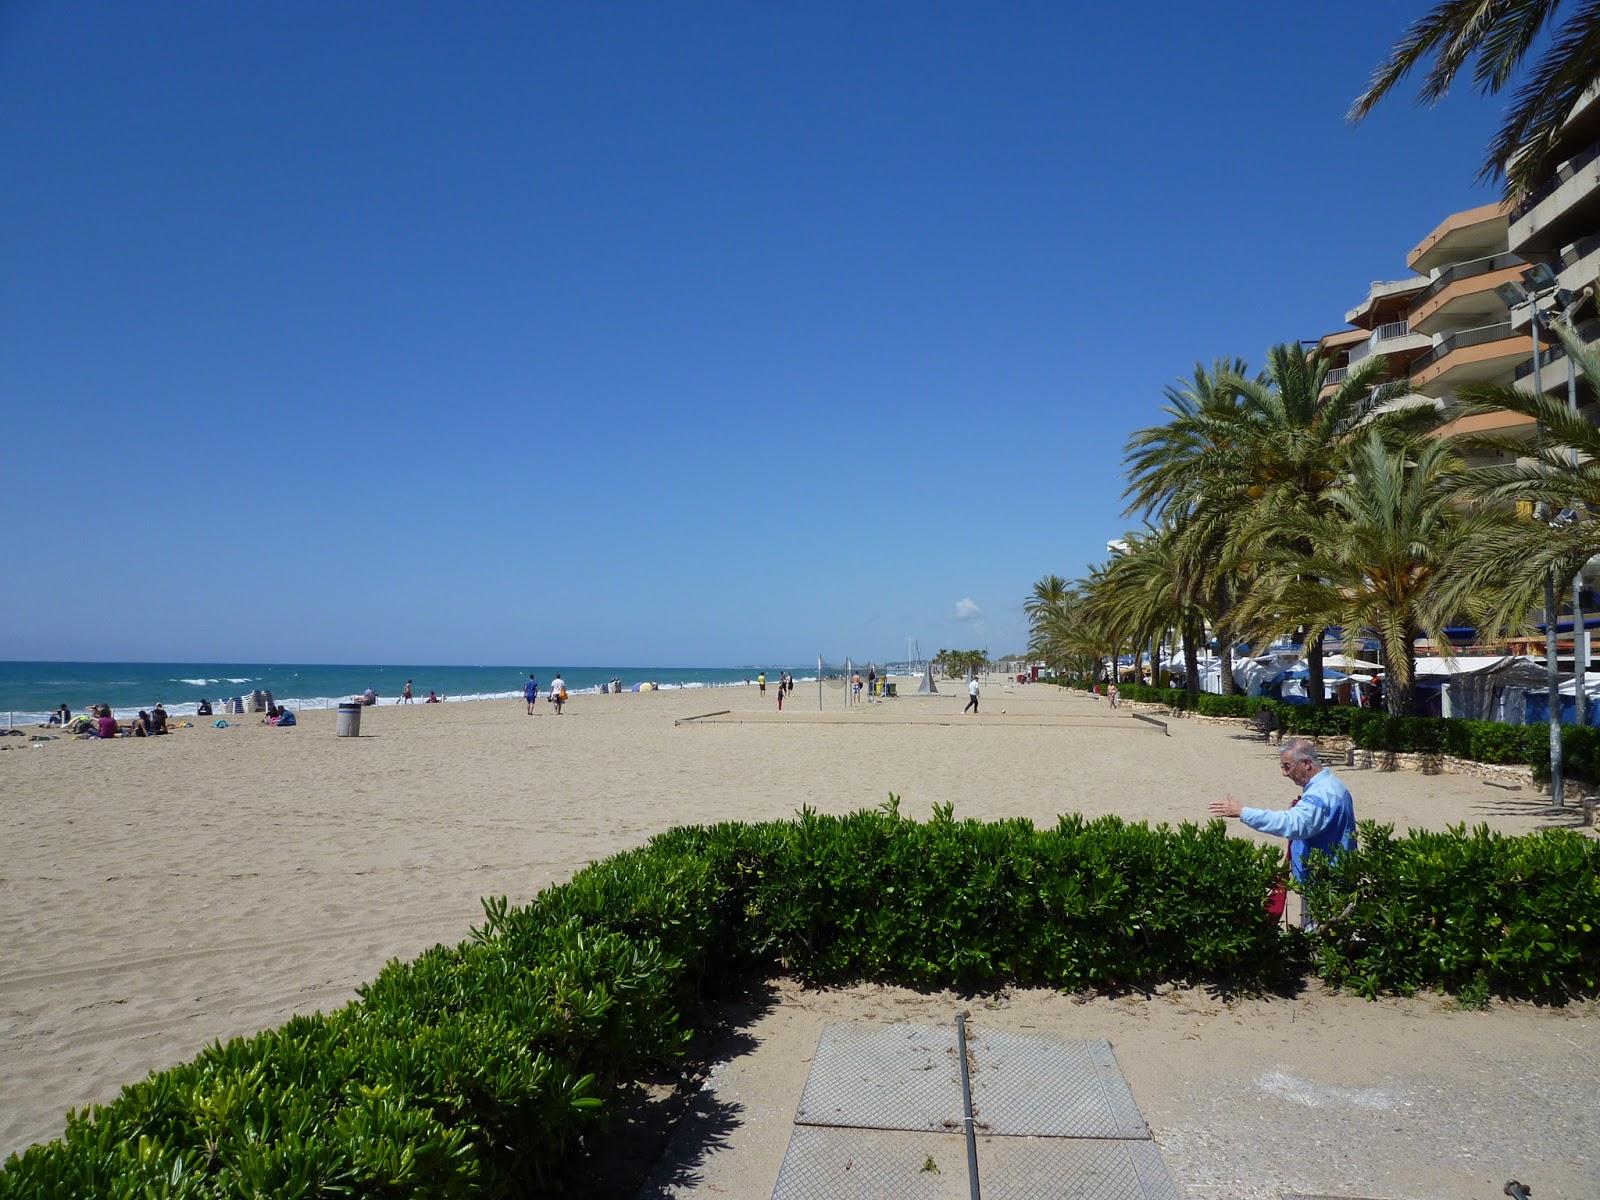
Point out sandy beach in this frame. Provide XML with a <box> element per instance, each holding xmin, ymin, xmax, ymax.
<box><xmin>3</xmin><ymin>680</ymin><xmax>1596</xmax><ymax>1195</ymax></box>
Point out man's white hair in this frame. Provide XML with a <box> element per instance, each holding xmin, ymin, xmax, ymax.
<box><xmin>1280</xmin><ymin>737</ymin><xmax>1318</xmax><ymax>765</ymax></box>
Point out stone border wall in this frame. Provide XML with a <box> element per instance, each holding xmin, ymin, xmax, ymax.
<box><xmin>1129</xmin><ymin>703</ymin><xmax>1541</xmax><ymax>790</ymax></box>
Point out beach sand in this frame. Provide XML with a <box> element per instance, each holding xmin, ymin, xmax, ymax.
<box><xmin>2</xmin><ymin>680</ymin><xmax>1596</xmax><ymax>1194</ymax></box>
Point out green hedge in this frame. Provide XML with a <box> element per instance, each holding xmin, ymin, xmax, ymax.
<box><xmin>1</xmin><ymin>804</ymin><xmax>1282</xmax><ymax>1199</ymax></box>
<box><xmin>1099</xmin><ymin>682</ymin><xmax>1600</xmax><ymax>784</ymax></box>
<box><xmin>1305</xmin><ymin>822</ymin><xmax>1600</xmax><ymax>1000</ymax></box>
<box><xmin>4</xmin><ymin>804</ymin><xmax>1595</xmax><ymax>1197</ymax></box>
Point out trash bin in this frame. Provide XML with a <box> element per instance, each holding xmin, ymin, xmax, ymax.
<box><xmin>886</xmin><ymin>682</ymin><xmax>897</xmax><ymax>697</ymax></box>
<box><xmin>336</xmin><ymin>702</ymin><xmax>363</xmax><ymax>737</ymax></box>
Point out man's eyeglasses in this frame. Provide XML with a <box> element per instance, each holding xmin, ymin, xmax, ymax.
<box><xmin>1279</xmin><ymin>761</ymin><xmax>1294</xmax><ymax>772</ymax></box>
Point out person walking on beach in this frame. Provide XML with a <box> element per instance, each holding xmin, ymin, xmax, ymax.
<box><xmin>964</xmin><ymin>675</ymin><xmax>980</xmax><ymax>714</ymax></box>
<box><xmin>400</xmin><ymin>680</ymin><xmax>414</xmax><ymax>704</ymax></box>
<box><xmin>758</xmin><ymin>672</ymin><xmax>767</xmax><ymax>697</ymax></box>
<box><xmin>551</xmin><ymin>673</ymin><xmax>567</xmax><ymax>715</ymax></box>
<box><xmin>524</xmin><ymin>675</ymin><xmax>538</xmax><ymax>714</ymax></box>
<box><xmin>1208</xmin><ymin>737</ymin><xmax>1357</xmax><ymax>926</ymax></box>
<box><xmin>777</xmin><ymin>681</ymin><xmax>784</xmax><ymax>711</ymax></box>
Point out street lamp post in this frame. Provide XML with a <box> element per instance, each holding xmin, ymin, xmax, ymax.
<box><xmin>1560</xmin><ymin>293</ymin><xmax>1589</xmax><ymax>727</ymax></box>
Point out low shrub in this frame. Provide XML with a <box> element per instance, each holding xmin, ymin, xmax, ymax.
<box><xmin>1304</xmin><ymin>821</ymin><xmax>1600</xmax><ymax>1000</ymax></box>
<box><xmin>0</xmin><ymin>804</ymin><xmax>1284</xmax><ymax>1198</ymax></box>
<box><xmin>4</xmin><ymin>806</ymin><xmax>1594</xmax><ymax>1197</ymax></box>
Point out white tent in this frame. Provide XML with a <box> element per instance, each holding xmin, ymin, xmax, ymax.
<box><xmin>1233</xmin><ymin>653</ymin><xmax>1301</xmax><ymax>696</ymax></box>
<box><xmin>1412</xmin><ymin>655</ymin><xmax>1548</xmax><ymax>721</ymax></box>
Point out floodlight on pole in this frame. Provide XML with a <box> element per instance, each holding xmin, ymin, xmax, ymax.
<box><xmin>1522</xmin><ymin>262</ymin><xmax>1560</xmax><ymax>291</ymax></box>
<box><xmin>1495</xmin><ymin>281</ymin><xmax>1528</xmax><ymax>309</ymax></box>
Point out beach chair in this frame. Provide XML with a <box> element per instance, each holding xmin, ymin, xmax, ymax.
<box><xmin>1249</xmin><ymin>707</ymin><xmax>1280</xmax><ymax>744</ymax></box>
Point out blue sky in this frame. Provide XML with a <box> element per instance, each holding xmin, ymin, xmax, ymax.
<box><xmin>2</xmin><ymin>2</ymin><xmax>1509</xmax><ymax>664</ymax></box>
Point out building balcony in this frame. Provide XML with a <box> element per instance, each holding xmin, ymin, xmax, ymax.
<box><xmin>1512</xmin><ymin>317</ymin><xmax>1600</xmax><ymax>395</ymax></box>
<box><xmin>1408</xmin><ymin>252</ymin><xmax>1524</xmax><ymax>335</ymax></box>
<box><xmin>1433</xmin><ymin>404</ymin><xmax>1537</xmax><ymax>438</ymax></box>
<box><xmin>1407</xmin><ymin>201</ymin><xmax>1511</xmax><ymax>275</ymax></box>
<box><xmin>1343</xmin><ymin>276</ymin><xmax>1428</xmax><ymax>328</ymax></box>
<box><xmin>1348</xmin><ymin>319</ymin><xmax>1433</xmax><ymax>367</ymax></box>
<box><xmin>1509</xmin><ymin>135</ymin><xmax>1600</xmax><ymax>257</ymax></box>
<box><xmin>1409</xmin><ymin>321</ymin><xmax>1528</xmax><ymax>394</ymax></box>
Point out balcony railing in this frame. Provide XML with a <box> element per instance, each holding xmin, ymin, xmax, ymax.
<box><xmin>1408</xmin><ymin>321</ymin><xmax>1516</xmax><ymax>377</ymax></box>
<box><xmin>1323</xmin><ymin>366</ymin><xmax>1349</xmax><ymax>386</ymax></box>
<box><xmin>1513</xmin><ymin>134</ymin><xmax>1600</xmax><ymax>219</ymax></box>
<box><xmin>1559</xmin><ymin>231</ymin><xmax>1600</xmax><ymax>269</ymax></box>
<box><xmin>1512</xmin><ymin>317</ymin><xmax>1600</xmax><ymax>380</ymax></box>
<box><xmin>1349</xmin><ymin>320</ymin><xmax>1417</xmax><ymax>365</ymax></box>
<box><xmin>1410</xmin><ymin>252</ymin><xmax>1524</xmax><ymax>309</ymax></box>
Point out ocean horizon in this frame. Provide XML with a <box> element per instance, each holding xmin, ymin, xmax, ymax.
<box><xmin>0</xmin><ymin>660</ymin><xmax>839</xmax><ymax>725</ymax></box>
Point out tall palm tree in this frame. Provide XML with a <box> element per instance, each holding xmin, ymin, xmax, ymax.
<box><xmin>1125</xmin><ymin>360</ymin><xmax>1253</xmax><ymax>694</ymax></box>
<box><xmin>1231</xmin><ymin>431</ymin><xmax>1466</xmax><ymax>715</ymax></box>
<box><xmin>1214</xmin><ymin>344</ymin><xmax>1401</xmax><ymax>706</ymax></box>
<box><xmin>1431</xmin><ymin>327</ymin><xmax>1600</xmax><ymax>627</ymax></box>
<box><xmin>1025</xmin><ymin>574</ymin><xmax>1072</xmax><ymax>626</ymax></box>
<box><xmin>1350</xmin><ymin>2</ymin><xmax>1600</xmax><ymax>199</ymax></box>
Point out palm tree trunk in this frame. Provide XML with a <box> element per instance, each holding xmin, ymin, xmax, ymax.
<box><xmin>1387</xmin><ymin>635</ymin><xmax>1417</xmax><ymax>716</ymax></box>
<box><xmin>1220</xmin><ymin>629</ymin><xmax>1238</xmax><ymax>695</ymax></box>
<box><xmin>1183</xmin><ymin>617</ymin><xmax>1201</xmax><ymax>697</ymax></box>
<box><xmin>1307</xmin><ymin>629</ymin><xmax>1326</xmax><ymax>709</ymax></box>
<box><xmin>1134</xmin><ymin>643</ymin><xmax>1143</xmax><ymax>684</ymax></box>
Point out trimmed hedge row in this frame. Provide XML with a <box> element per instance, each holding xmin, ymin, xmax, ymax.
<box><xmin>3</xmin><ymin>804</ymin><xmax>1596</xmax><ymax>1196</ymax></box>
<box><xmin>1305</xmin><ymin>821</ymin><xmax>1600</xmax><ymax>1001</ymax></box>
<box><xmin>1053</xmin><ymin>678</ymin><xmax>1600</xmax><ymax>784</ymax></box>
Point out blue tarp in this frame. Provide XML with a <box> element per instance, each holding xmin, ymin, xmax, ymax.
<box><xmin>1523</xmin><ymin>692</ymin><xmax>1600</xmax><ymax>726</ymax></box>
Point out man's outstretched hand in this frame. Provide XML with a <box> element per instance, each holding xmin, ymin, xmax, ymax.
<box><xmin>1208</xmin><ymin>796</ymin><xmax>1242</xmax><ymax>819</ymax></box>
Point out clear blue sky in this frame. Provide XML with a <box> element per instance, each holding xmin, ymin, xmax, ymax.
<box><xmin>2</xmin><ymin>2</ymin><xmax>1507</xmax><ymax>664</ymax></box>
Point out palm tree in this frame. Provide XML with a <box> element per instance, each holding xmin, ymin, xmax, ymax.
<box><xmin>1430</xmin><ymin>327</ymin><xmax>1600</xmax><ymax>628</ymax></box>
<box><xmin>1125</xmin><ymin>360</ymin><xmax>1253</xmax><ymax>694</ymax></box>
<box><xmin>1213</xmin><ymin>344</ymin><xmax>1401</xmax><ymax>706</ymax></box>
<box><xmin>1025</xmin><ymin>574</ymin><xmax>1071</xmax><ymax>626</ymax></box>
<box><xmin>1231</xmin><ymin>431</ymin><xmax>1466</xmax><ymax>715</ymax></box>
<box><xmin>1350</xmin><ymin>2</ymin><xmax>1600</xmax><ymax>199</ymax></box>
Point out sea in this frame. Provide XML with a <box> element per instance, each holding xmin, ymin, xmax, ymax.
<box><xmin>0</xmin><ymin>662</ymin><xmax>820</xmax><ymax>726</ymax></box>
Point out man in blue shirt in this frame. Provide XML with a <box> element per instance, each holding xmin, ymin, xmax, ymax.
<box><xmin>1208</xmin><ymin>737</ymin><xmax>1357</xmax><ymax>923</ymax></box>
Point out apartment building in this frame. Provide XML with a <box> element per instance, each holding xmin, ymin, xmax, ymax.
<box><xmin>1508</xmin><ymin>80</ymin><xmax>1600</xmax><ymax>401</ymax></box>
<box><xmin>1318</xmin><ymin>84</ymin><xmax>1600</xmax><ymax>438</ymax></box>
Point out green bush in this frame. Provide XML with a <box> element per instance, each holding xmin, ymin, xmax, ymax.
<box><xmin>5</xmin><ymin>805</ymin><xmax>1595</xmax><ymax>1197</ymax></box>
<box><xmin>1304</xmin><ymin>822</ymin><xmax>1600</xmax><ymax>1000</ymax></box>
<box><xmin>0</xmin><ymin>804</ymin><xmax>1284</xmax><ymax>1198</ymax></box>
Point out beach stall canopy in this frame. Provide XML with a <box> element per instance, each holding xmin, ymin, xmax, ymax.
<box><xmin>1412</xmin><ymin>655</ymin><xmax>1548</xmax><ymax>721</ymax></box>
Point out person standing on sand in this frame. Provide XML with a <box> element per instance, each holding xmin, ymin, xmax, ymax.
<box><xmin>758</xmin><ymin>672</ymin><xmax>767</xmax><ymax>697</ymax></box>
<box><xmin>400</xmin><ymin>680</ymin><xmax>414</xmax><ymax>704</ymax></box>
<box><xmin>551</xmin><ymin>673</ymin><xmax>567</xmax><ymax>715</ymax></box>
<box><xmin>524</xmin><ymin>675</ymin><xmax>538</xmax><ymax>714</ymax></box>
<box><xmin>963</xmin><ymin>676</ymin><xmax>979</xmax><ymax>714</ymax></box>
<box><xmin>1208</xmin><ymin>737</ymin><xmax>1357</xmax><ymax>926</ymax></box>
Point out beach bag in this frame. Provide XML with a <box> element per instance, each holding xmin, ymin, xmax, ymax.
<box><xmin>1266</xmin><ymin>794</ymin><xmax>1302</xmax><ymax>922</ymax></box>
<box><xmin>558</xmin><ymin>688</ymin><xmax>568</xmax><ymax>702</ymax></box>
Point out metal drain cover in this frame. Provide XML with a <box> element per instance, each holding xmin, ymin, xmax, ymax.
<box><xmin>774</xmin><ymin>1022</ymin><xmax>1178</xmax><ymax>1199</ymax></box>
